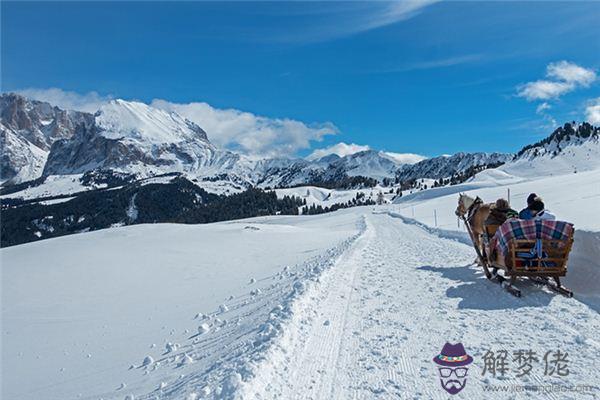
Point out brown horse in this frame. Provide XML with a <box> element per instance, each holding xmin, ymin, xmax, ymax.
<box><xmin>455</xmin><ymin>193</ymin><xmax>491</xmax><ymax>263</ymax></box>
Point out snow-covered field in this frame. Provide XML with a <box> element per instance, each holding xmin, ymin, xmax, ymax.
<box><xmin>1</xmin><ymin>212</ymin><xmax>361</xmax><ymax>400</ymax></box>
<box><xmin>3</xmin><ymin>144</ymin><xmax>600</xmax><ymax>399</ymax></box>
<box><xmin>274</xmin><ymin>182</ymin><xmax>433</xmax><ymax>210</ymax></box>
<box><xmin>3</xmin><ymin>204</ymin><xmax>600</xmax><ymax>399</ymax></box>
<box><xmin>274</xmin><ymin>186</ymin><xmax>380</xmax><ymax>208</ymax></box>
<box><xmin>3</xmin><ymin>208</ymin><xmax>600</xmax><ymax>399</ymax></box>
<box><xmin>394</xmin><ymin>168</ymin><xmax>600</xmax><ymax>232</ymax></box>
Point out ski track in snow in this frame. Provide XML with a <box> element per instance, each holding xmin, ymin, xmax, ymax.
<box><xmin>128</xmin><ymin>217</ymin><xmax>368</xmax><ymax>400</ymax></box>
<box><xmin>238</xmin><ymin>212</ymin><xmax>600</xmax><ymax>400</ymax></box>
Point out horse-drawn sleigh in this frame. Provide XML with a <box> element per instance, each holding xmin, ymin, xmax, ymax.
<box><xmin>456</xmin><ymin>193</ymin><xmax>575</xmax><ymax>297</ymax></box>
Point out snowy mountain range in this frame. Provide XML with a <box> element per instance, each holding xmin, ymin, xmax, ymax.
<box><xmin>395</xmin><ymin>152</ymin><xmax>510</xmax><ymax>182</ymax></box>
<box><xmin>1</xmin><ymin>93</ymin><xmax>514</xmax><ymax>191</ymax></box>
<box><xmin>43</xmin><ymin>99</ymin><xmax>247</xmax><ymax>179</ymax></box>
<box><xmin>2</xmin><ymin>92</ymin><xmax>599</xmax><ymax>248</ymax></box>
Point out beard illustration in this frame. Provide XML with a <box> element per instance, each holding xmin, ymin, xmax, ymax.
<box><xmin>440</xmin><ymin>377</ymin><xmax>467</xmax><ymax>395</ymax></box>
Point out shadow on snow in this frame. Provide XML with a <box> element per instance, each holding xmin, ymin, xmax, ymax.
<box><xmin>418</xmin><ymin>264</ymin><xmax>558</xmax><ymax>310</ymax></box>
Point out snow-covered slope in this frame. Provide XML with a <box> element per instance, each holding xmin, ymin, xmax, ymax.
<box><xmin>396</xmin><ymin>151</ymin><xmax>511</xmax><ymax>182</ymax></box>
<box><xmin>329</xmin><ymin>150</ymin><xmax>403</xmax><ymax>180</ymax></box>
<box><xmin>1</xmin><ymin>211</ymin><xmax>362</xmax><ymax>400</ymax></box>
<box><xmin>499</xmin><ymin>122</ymin><xmax>600</xmax><ymax>178</ymax></box>
<box><xmin>96</xmin><ymin>99</ymin><xmax>209</xmax><ymax>143</ymax></box>
<box><xmin>0</xmin><ymin>124</ymin><xmax>49</xmax><ymax>184</ymax></box>
<box><xmin>395</xmin><ymin>168</ymin><xmax>600</xmax><ymax>232</ymax></box>
<box><xmin>393</xmin><ymin>123</ymin><xmax>600</xmax><ymax>229</ymax></box>
<box><xmin>275</xmin><ymin>185</ymin><xmax>396</xmax><ymax>209</ymax></box>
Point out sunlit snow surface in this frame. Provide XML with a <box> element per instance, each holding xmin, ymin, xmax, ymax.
<box><xmin>1</xmin><ymin>212</ymin><xmax>360</xmax><ymax>399</ymax></box>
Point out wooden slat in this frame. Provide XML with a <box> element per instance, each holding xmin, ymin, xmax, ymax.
<box><xmin>507</xmin><ymin>235</ymin><xmax>574</xmax><ymax>276</ymax></box>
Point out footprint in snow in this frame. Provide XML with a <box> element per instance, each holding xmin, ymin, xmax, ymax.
<box><xmin>142</xmin><ymin>355</ymin><xmax>154</xmax><ymax>367</ymax></box>
<box><xmin>198</xmin><ymin>323</ymin><xmax>210</xmax><ymax>335</ymax></box>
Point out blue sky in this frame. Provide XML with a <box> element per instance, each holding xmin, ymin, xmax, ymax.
<box><xmin>2</xmin><ymin>1</ymin><xmax>600</xmax><ymax>159</ymax></box>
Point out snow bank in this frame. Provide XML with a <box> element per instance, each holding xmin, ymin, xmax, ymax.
<box><xmin>566</xmin><ymin>230</ymin><xmax>600</xmax><ymax>311</ymax></box>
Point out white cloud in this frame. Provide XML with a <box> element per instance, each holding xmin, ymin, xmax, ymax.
<box><xmin>376</xmin><ymin>54</ymin><xmax>483</xmax><ymax>74</ymax></box>
<box><xmin>536</xmin><ymin>102</ymin><xmax>551</xmax><ymax>114</ymax></box>
<box><xmin>382</xmin><ymin>151</ymin><xmax>427</xmax><ymax>165</ymax></box>
<box><xmin>15</xmin><ymin>87</ymin><xmax>112</xmax><ymax>113</ymax></box>
<box><xmin>517</xmin><ymin>61</ymin><xmax>596</xmax><ymax>101</ymax></box>
<box><xmin>517</xmin><ymin>80</ymin><xmax>575</xmax><ymax>101</ymax></box>
<box><xmin>547</xmin><ymin>61</ymin><xmax>596</xmax><ymax>86</ymax></box>
<box><xmin>306</xmin><ymin>142</ymin><xmax>370</xmax><ymax>160</ymax></box>
<box><xmin>12</xmin><ymin>88</ymin><xmax>339</xmax><ymax>159</ymax></box>
<box><xmin>356</xmin><ymin>0</ymin><xmax>439</xmax><ymax>34</ymax></box>
<box><xmin>585</xmin><ymin>98</ymin><xmax>600</xmax><ymax>125</ymax></box>
<box><xmin>269</xmin><ymin>0</ymin><xmax>438</xmax><ymax>44</ymax></box>
<box><xmin>150</xmin><ymin>99</ymin><xmax>338</xmax><ymax>159</ymax></box>
<box><xmin>533</xmin><ymin>101</ymin><xmax>557</xmax><ymax>129</ymax></box>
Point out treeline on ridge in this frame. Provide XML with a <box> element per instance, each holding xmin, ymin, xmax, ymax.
<box><xmin>0</xmin><ymin>178</ymin><xmax>306</xmax><ymax>247</ymax></box>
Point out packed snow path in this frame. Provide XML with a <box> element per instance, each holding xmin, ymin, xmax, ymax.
<box><xmin>242</xmin><ymin>211</ymin><xmax>600</xmax><ymax>400</ymax></box>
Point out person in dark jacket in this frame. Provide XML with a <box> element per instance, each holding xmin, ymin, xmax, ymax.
<box><xmin>485</xmin><ymin>198</ymin><xmax>518</xmax><ymax>225</ymax></box>
<box><xmin>529</xmin><ymin>197</ymin><xmax>556</xmax><ymax>220</ymax></box>
<box><xmin>519</xmin><ymin>193</ymin><xmax>537</xmax><ymax>219</ymax></box>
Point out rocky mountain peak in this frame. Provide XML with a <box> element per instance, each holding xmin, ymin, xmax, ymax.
<box><xmin>515</xmin><ymin>122</ymin><xmax>599</xmax><ymax>159</ymax></box>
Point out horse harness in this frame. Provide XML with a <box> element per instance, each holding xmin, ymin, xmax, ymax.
<box><xmin>465</xmin><ymin>196</ymin><xmax>484</xmax><ymax>224</ymax></box>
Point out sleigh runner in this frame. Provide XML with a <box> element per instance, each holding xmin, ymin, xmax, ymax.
<box><xmin>456</xmin><ymin>194</ymin><xmax>575</xmax><ymax>297</ymax></box>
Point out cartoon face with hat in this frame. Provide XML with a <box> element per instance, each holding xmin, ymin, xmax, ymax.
<box><xmin>433</xmin><ymin>342</ymin><xmax>473</xmax><ymax>395</ymax></box>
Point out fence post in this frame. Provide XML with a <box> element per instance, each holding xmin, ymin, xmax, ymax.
<box><xmin>412</xmin><ymin>206</ymin><xmax>415</xmax><ymax>218</ymax></box>
<box><xmin>507</xmin><ymin>188</ymin><xmax>511</xmax><ymax>205</ymax></box>
<box><xmin>434</xmin><ymin>209</ymin><xmax>438</xmax><ymax>227</ymax></box>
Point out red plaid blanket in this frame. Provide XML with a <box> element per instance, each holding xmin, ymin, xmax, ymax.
<box><xmin>492</xmin><ymin>219</ymin><xmax>574</xmax><ymax>256</ymax></box>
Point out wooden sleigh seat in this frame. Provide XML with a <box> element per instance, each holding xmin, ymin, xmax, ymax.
<box><xmin>480</xmin><ymin>222</ymin><xmax>575</xmax><ymax>297</ymax></box>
